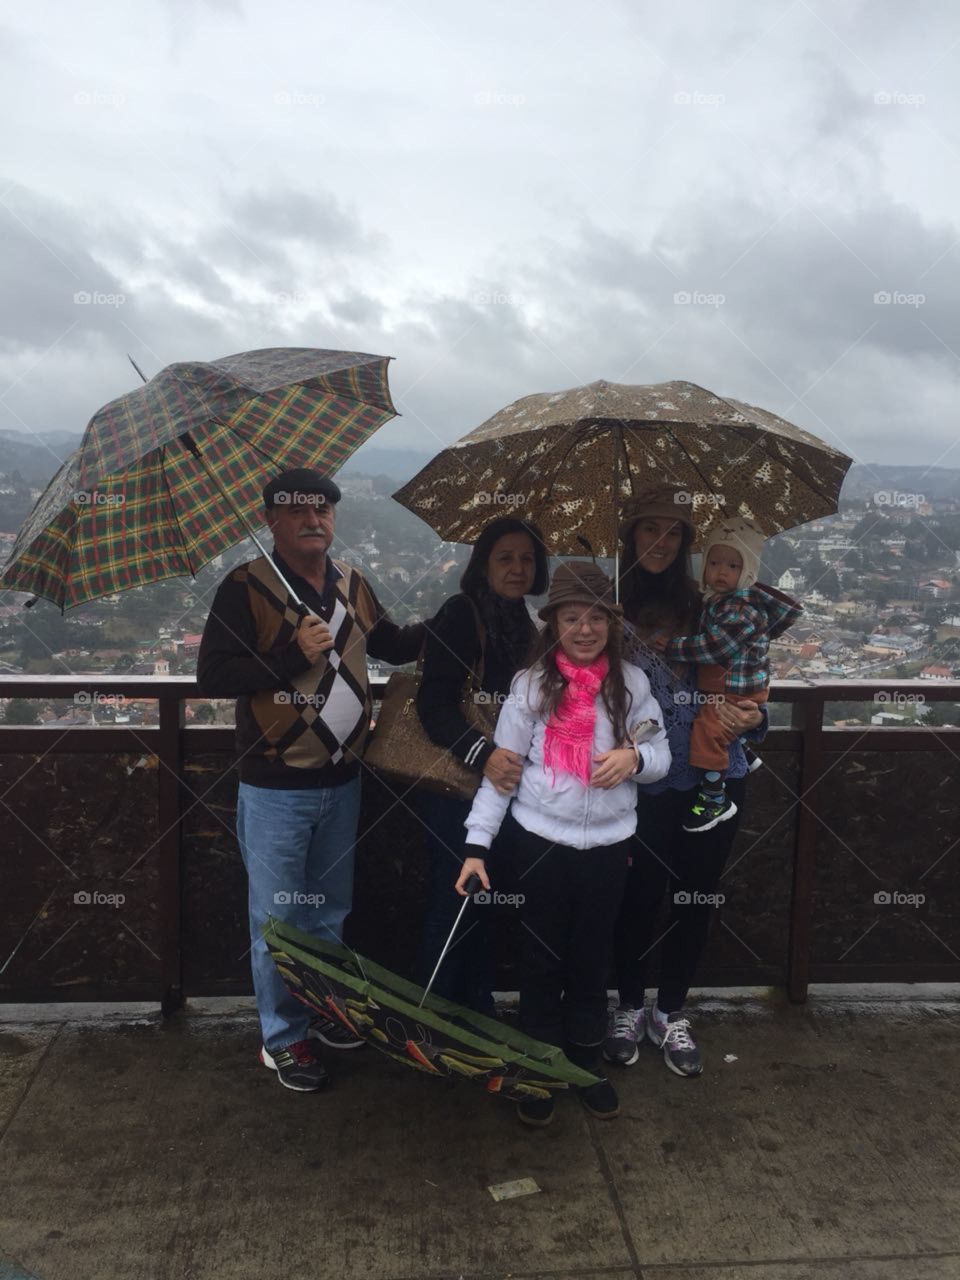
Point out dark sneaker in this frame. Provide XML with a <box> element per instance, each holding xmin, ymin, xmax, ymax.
<box><xmin>743</xmin><ymin>745</ymin><xmax>763</xmax><ymax>774</ymax></box>
<box><xmin>260</xmin><ymin>1040</ymin><xmax>330</xmax><ymax>1091</ymax></box>
<box><xmin>308</xmin><ymin>1012</ymin><xmax>366</xmax><ymax>1050</ymax></box>
<box><xmin>648</xmin><ymin>1008</ymin><xmax>703</xmax><ymax>1077</ymax></box>
<box><xmin>516</xmin><ymin>1093</ymin><xmax>555</xmax><ymax>1127</ymax></box>
<box><xmin>576</xmin><ymin>1076</ymin><xmax>620</xmax><ymax>1119</ymax></box>
<box><xmin>682</xmin><ymin>791</ymin><xmax>738</xmax><ymax>833</ymax></box>
<box><xmin>602</xmin><ymin>1004</ymin><xmax>645</xmax><ymax>1066</ymax></box>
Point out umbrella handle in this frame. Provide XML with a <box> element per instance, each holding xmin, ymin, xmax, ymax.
<box><xmin>418</xmin><ymin>873</ymin><xmax>482</xmax><ymax>1008</ymax></box>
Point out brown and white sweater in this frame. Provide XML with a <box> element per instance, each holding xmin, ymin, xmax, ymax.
<box><xmin>197</xmin><ymin>553</ymin><xmax>425</xmax><ymax>789</ymax></box>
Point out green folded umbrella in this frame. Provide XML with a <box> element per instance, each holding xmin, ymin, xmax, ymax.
<box><xmin>0</xmin><ymin>347</ymin><xmax>395</xmax><ymax>610</ymax></box>
<box><xmin>265</xmin><ymin>918</ymin><xmax>599</xmax><ymax>1101</ymax></box>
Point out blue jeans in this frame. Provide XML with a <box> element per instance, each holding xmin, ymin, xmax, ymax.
<box><xmin>236</xmin><ymin>777</ymin><xmax>361</xmax><ymax>1053</ymax></box>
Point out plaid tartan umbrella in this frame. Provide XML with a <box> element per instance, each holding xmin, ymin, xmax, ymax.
<box><xmin>0</xmin><ymin>348</ymin><xmax>396</xmax><ymax>610</ymax></box>
<box><xmin>266</xmin><ymin>919</ymin><xmax>599</xmax><ymax>1102</ymax></box>
<box><xmin>393</xmin><ymin>379</ymin><xmax>852</xmax><ymax>557</ymax></box>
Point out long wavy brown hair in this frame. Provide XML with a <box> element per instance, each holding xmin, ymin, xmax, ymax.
<box><xmin>528</xmin><ymin>608</ymin><xmax>633</xmax><ymax>744</ymax></box>
<box><xmin>617</xmin><ymin>518</ymin><xmax>701</xmax><ymax>636</ymax></box>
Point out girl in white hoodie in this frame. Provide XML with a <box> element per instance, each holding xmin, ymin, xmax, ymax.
<box><xmin>455</xmin><ymin>561</ymin><xmax>670</xmax><ymax>1127</ymax></box>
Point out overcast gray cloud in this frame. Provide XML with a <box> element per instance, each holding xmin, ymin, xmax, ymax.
<box><xmin>1</xmin><ymin>0</ymin><xmax>959</xmax><ymax>476</ymax></box>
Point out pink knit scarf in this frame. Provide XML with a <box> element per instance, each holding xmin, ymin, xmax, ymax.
<box><xmin>543</xmin><ymin>651</ymin><xmax>609</xmax><ymax>785</ymax></box>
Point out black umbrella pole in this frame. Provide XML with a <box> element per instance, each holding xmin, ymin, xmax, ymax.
<box><xmin>419</xmin><ymin>873</ymin><xmax>481</xmax><ymax>1008</ymax></box>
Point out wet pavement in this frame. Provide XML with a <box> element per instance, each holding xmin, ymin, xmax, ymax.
<box><xmin>0</xmin><ymin>989</ymin><xmax>958</xmax><ymax>1280</ymax></box>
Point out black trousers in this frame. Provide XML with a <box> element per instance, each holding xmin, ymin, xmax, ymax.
<box><xmin>511</xmin><ymin>814</ymin><xmax>631</xmax><ymax>1053</ymax></box>
<box><xmin>613</xmin><ymin>777</ymin><xmax>746</xmax><ymax>1013</ymax></box>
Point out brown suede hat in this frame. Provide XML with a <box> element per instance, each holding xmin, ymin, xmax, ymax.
<box><xmin>618</xmin><ymin>484</ymin><xmax>696</xmax><ymax>542</ymax></box>
<box><xmin>538</xmin><ymin>560</ymin><xmax>622</xmax><ymax>620</ymax></box>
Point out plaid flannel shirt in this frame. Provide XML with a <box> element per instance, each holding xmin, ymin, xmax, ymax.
<box><xmin>665</xmin><ymin>582</ymin><xmax>802</xmax><ymax>695</ymax></box>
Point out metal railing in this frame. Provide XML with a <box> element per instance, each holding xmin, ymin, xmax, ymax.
<box><xmin>2</xmin><ymin>675</ymin><xmax>958</xmax><ymax>1008</ymax></box>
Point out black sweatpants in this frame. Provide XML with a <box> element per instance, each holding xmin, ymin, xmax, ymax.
<box><xmin>509</xmin><ymin>812</ymin><xmax>631</xmax><ymax>1053</ymax></box>
<box><xmin>613</xmin><ymin>777</ymin><xmax>746</xmax><ymax>1014</ymax></box>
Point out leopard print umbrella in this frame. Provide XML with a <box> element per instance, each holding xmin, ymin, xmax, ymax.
<box><xmin>394</xmin><ymin>379</ymin><xmax>851</xmax><ymax>555</ymax></box>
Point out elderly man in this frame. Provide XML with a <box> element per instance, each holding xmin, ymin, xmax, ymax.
<box><xmin>197</xmin><ymin>467</ymin><xmax>425</xmax><ymax>1091</ymax></box>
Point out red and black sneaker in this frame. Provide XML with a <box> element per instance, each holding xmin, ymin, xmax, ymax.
<box><xmin>260</xmin><ymin>1040</ymin><xmax>329</xmax><ymax>1091</ymax></box>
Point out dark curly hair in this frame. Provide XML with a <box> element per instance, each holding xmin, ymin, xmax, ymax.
<box><xmin>527</xmin><ymin>608</ymin><xmax>633</xmax><ymax>745</ymax></box>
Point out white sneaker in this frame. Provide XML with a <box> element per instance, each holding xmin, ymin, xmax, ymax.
<box><xmin>648</xmin><ymin>1006</ymin><xmax>703</xmax><ymax>1077</ymax></box>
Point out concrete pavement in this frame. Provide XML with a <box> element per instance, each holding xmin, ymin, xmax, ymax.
<box><xmin>0</xmin><ymin>990</ymin><xmax>958</xmax><ymax>1279</ymax></box>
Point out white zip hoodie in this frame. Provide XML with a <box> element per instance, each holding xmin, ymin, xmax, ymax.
<box><xmin>464</xmin><ymin>661</ymin><xmax>671</xmax><ymax>852</ymax></box>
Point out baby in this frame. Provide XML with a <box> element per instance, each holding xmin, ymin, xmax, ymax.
<box><xmin>663</xmin><ymin>518</ymin><xmax>802</xmax><ymax>833</ymax></box>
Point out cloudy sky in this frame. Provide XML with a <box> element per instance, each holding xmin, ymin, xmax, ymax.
<box><xmin>2</xmin><ymin>0</ymin><xmax>960</xmax><ymax>475</ymax></box>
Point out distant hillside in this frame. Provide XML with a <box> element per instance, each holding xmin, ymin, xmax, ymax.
<box><xmin>4</xmin><ymin>428</ymin><xmax>960</xmax><ymax>536</ymax></box>
<box><xmin>841</xmin><ymin>464</ymin><xmax>960</xmax><ymax>503</ymax></box>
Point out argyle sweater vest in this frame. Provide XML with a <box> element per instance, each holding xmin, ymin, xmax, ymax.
<box><xmin>239</xmin><ymin>555</ymin><xmax>378</xmax><ymax>774</ymax></box>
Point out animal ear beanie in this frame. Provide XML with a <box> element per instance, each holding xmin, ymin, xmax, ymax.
<box><xmin>700</xmin><ymin>518</ymin><xmax>765</xmax><ymax>597</ymax></box>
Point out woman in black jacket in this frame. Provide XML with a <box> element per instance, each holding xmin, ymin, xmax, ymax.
<box><xmin>416</xmin><ymin>516</ymin><xmax>548</xmax><ymax>1014</ymax></box>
